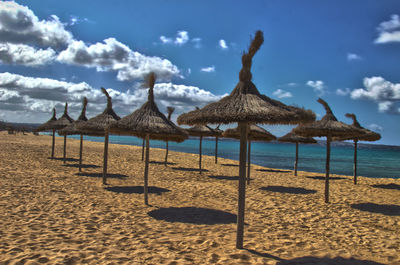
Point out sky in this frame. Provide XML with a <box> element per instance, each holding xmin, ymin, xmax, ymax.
<box><xmin>0</xmin><ymin>0</ymin><xmax>399</xmax><ymax>145</ymax></box>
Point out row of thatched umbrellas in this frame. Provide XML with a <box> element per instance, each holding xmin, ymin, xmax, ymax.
<box><xmin>35</xmin><ymin>30</ymin><xmax>380</xmax><ymax>250</ymax></box>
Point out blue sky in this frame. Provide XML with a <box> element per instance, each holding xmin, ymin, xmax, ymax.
<box><xmin>0</xmin><ymin>0</ymin><xmax>399</xmax><ymax>145</ymax></box>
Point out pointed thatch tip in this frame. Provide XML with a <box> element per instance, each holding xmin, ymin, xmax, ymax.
<box><xmin>167</xmin><ymin>106</ymin><xmax>175</xmax><ymax>120</ymax></box>
<box><xmin>239</xmin><ymin>30</ymin><xmax>264</xmax><ymax>82</ymax></box>
<box><xmin>101</xmin><ymin>87</ymin><xmax>112</xmax><ymax>109</ymax></box>
<box><xmin>64</xmin><ymin>102</ymin><xmax>68</xmax><ymax>114</ymax></box>
<box><xmin>345</xmin><ymin>113</ymin><xmax>361</xmax><ymax>127</ymax></box>
<box><xmin>52</xmin><ymin>108</ymin><xmax>56</xmax><ymax>118</ymax></box>
<box><xmin>146</xmin><ymin>72</ymin><xmax>156</xmax><ymax>102</ymax></box>
<box><xmin>317</xmin><ymin>98</ymin><xmax>333</xmax><ymax>115</ymax></box>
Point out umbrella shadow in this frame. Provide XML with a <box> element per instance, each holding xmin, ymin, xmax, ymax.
<box><xmin>104</xmin><ymin>186</ymin><xmax>170</xmax><ymax>195</ymax></box>
<box><xmin>276</xmin><ymin>256</ymin><xmax>385</xmax><ymax>265</ymax></box>
<box><xmin>371</xmin><ymin>183</ymin><xmax>400</xmax><ymax>190</ymax></box>
<box><xmin>171</xmin><ymin>167</ymin><xmax>209</xmax><ymax>172</ymax></box>
<box><xmin>75</xmin><ymin>172</ymin><xmax>129</xmax><ymax>179</ymax></box>
<box><xmin>351</xmin><ymin>203</ymin><xmax>400</xmax><ymax>216</ymax></box>
<box><xmin>50</xmin><ymin>157</ymin><xmax>79</xmax><ymax>162</ymax></box>
<box><xmin>221</xmin><ymin>163</ymin><xmax>239</xmax><ymax>167</ymax></box>
<box><xmin>208</xmin><ymin>175</ymin><xmax>239</xmax><ymax>181</ymax></box>
<box><xmin>148</xmin><ymin>207</ymin><xmax>236</xmax><ymax>224</ymax></box>
<box><xmin>149</xmin><ymin>161</ymin><xmax>176</xmax><ymax>165</ymax></box>
<box><xmin>245</xmin><ymin>249</ymin><xmax>283</xmax><ymax>261</ymax></box>
<box><xmin>260</xmin><ymin>186</ymin><xmax>317</xmax><ymax>194</ymax></box>
<box><xmin>256</xmin><ymin>169</ymin><xmax>291</xmax><ymax>173</ymax></box>
<box><xmin>63</xmin><ymin>164</ymin><xmax>100</xmax><ymax>169</ymax></box>
<box><xmin>306</xmin><ymin>176</ymin><xmax>346</xmax><ymax>180</ymax></box>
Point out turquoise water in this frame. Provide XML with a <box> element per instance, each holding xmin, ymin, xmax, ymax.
<box><xmin>57</xmin><ymin>134</ymin><xmax>399</xmax><ymax>179</ymax></box>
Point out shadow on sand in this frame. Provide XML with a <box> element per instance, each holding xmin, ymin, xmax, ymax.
<box><xmin>256</xmin><ymin>169</ymin><xmax>291</xmax><ymax>173</ymax></box>
<box><xmin>260</xmin><ymin>186</ymin><xmax>317</xmax><ymax>194</ymax></box>
<box><xmin>208</xmin><ymin>175</ymin><xmax>239</xmax><ymax>181</ymax></box>
<box><xmin>276</xmin><ymin>256</ymin><xmax>385</xmax><ymax>265</ymax></box>
<box><xmin>104</xmin><ymin>186</ymin><xmax>170</xmax><ymax>195</ymax></box>
<box><xmin>221</xmin><ymin>163</ymin><xmax>239</xmax><ymax>167</ymax></box>
<box><xmin>306</xmin><ymin>176</ymin><xmax>346</xmax><ymax>180</ymax></box>
<box><xmin>351</xmin><ymin>203</ymin><xmax>400</xmax><ymax>216</ymax></box>
<box><xmin>148</xmin><ymin>207</ymin><xmax>236</xmax><ymax>224</ymax></box>
<box><xmin>49</xmin><ymin>157</ymin><xmax>79</xmax><ymax>162</ymax></box>
<box><xmin>371</xmin><ymin>183</ymin><xmax>400</xmax><ymax>191</ymax></box>
<box><xmin>149</xmin><ymin>161</ymin><xmax>177</xmax><ymax>165</ymax></box>
<box><xmin>245</xmin><ymin>249</ymin><xmax>283</xmax><ymax>261</ymax></box>
<box><xmin>63</xmin><ymin>164</ymin><xmax>100</xmax><ymax>169</ymax></box>
<box><xmin>171</xmin><ymin>167</ymin><xmax>209</xmax><ymax>172</ymax></box>
<box><xmin>75</xmin><ymin>172</ymin><xmax>129</xmax><ymax>179</ymax></box>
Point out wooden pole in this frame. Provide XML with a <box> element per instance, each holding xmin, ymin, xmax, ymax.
<box><xmin>215</xmin><ymin>136</ymin><xmax>219</xmax><ymax>164</ymax></box>
<box><xmin>353</xmin><ymin>139</ymin><xmax>358</xmax><ymax>185</ymax></box>
<box><xmin>141</xmin><ymin>138</ymin><xmax>145</xmax><ymax>161</ymax></box>
<box><xmin>144</xmin><ymin>134</ymin><xmax>150</xmax><ymax>205</ymax></box>
<box><xmin>236</xmin><ymin>122</ymin><xmax>248</xmax><ymax>249</ymax></box>
<box><xmin>164</xmin><ymin>141</ymin><xmax>169</xmax><ymax>166</ymax></box>
<box><xmin>63</xmin><ymin>135</ymin><xmax>67</xmax><ymax>164</ymax></box>
<box><xmin>51</xmin><ymin>129</ymin><xmax>55</xmax><ymax>159</ymax></box>
<box><xmin>102</xmin><ymin>130</ymin><xmax>109</xmax><ymax>185</ymax></box>
<box><xmin>79</xmin><ymin>134</ymin><xmax>83</xmax><ymax>172</ymax></box>
<box><xmin>294</xmin><ymin>142</ymin><xmax>299</xmax><ymax>176</ymax></box>
<box><xmin>325</xmin><ymin>135</ymin><xmax>331</xmax><ymax>203</ymax></box>
<box><xmin>199</xmin><ymin>135</ymin><xmax>203</xmax><ymax>174</ymax></box>
<box><xmin>247</xmin><ymin>139</ymin><xmax>251</xmax><ymax>185</ymax></box>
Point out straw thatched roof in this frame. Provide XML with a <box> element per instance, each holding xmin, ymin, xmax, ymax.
<box><xmin>186</xmin><ymin>125</ymin><xmax>219</xmax><ymax>137</ymax></box>
<box><xmin>108</xmin><ymin>73</ymin><xmax>188</xmax><ymax>143</ymax></box>
<box><xmin>293</xmin><ymin>98</ymin><xmax>365</xmax><ymax>138</ymax></box>
<box><xmin>177</xmin><ymin>31</ymin><xmax>315</xmax><ymax>126</ymax></box>
<box><xmin>77</xmin><ymin>88</ymin><xmax>120</xmax><ymax>136</ymax></box>
<box><xmin>278</xmin><ymin>128</ymin><xmax>317</xmax><ymax>144</ymax></box>
<box><xmin>59</xmin><ymin>97</ymin><xmax>89</xmax><ymax>136</ymax></box>
<box><xmin>46</xmin><ymin>102</ymin><xmax>74</xmax><ymax>130</ymax></box>
<box><xmin>223</xmin><ymin>124</ymin><xmax>276</xmax><ymax>141</ymax></box>
<box><xmin>333</xmin><ymin>113</ymin><xmax>381</xmax><ymax>142</ymax></box>
<box><xmin>36</xmin><ymin>108</ymin><xmax>57</xmax><ymax>132</ymax></box>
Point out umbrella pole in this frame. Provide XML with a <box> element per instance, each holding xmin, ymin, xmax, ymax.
<box><xmin>199</xmin><ymin>135</ymin><xmax>203</xmax><ymax>174</ymax></box>
<box><xmin>144</xmin><ymin>134</ymin><xmax>150</xmax><ymax>205</ymax></box>
<box><xmin>353</xmin><ymin>140</ymin><xmax>358</xmax><ymax>185</ymax></box>
<box><xmin>63</xmin><ymin>135</ymin><xmax>67</xmax><ymax>164</ymax></box>
<box><xmin>215</xmin><ymin>136</ymin><xmax>219</xmax><ymax>164</ymax></box>
<box><xmin>102</xmin><ymin>130</ymin><xmax>109</xmax><ymax>185</ymax></box>
<box><xmin>164</xmin><ymin>141</ymin><xmax>169</xmax><ymax>166</ymax></box>
<box><xmin>141</xmin><ymin>138</ymin><xmax>145</xmax><ymax>161</ymax></box>
<box><xmin>236</xmin><ymin>122</ymin><xmax>248</xmax><ymax>249</ymax></box>
<box><xmin>247</xmin><ymin>139</ymin><xmax>251</xmax><ymax>185</ymax></box>
<box><xmin>325</xmin><ymin>135</ymin><xmax>331</xmax><ymax>203</ymax></box>
<box><xmin>79</xmin><ymin>134</ymin><xmax>83</xmax><ymax>172</ymax></box>
<box><xmin>294</xmin><ymin>142</ymin><xmax>299</xmax><ymax>176</ymax></box>
<box><xmin>51</xmin><ymin>129</ymin><xmax>55</xmax><ymax>159</ymax></box>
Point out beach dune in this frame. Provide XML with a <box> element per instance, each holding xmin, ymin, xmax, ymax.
<box><xmin>0</xmin><ymin>132</ymin><xmax>399</xmax><ymax>264</ymax></box>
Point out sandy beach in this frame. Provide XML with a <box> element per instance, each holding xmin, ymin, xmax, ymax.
<box><xmin>0</xmin><ymin>132</ymin><xmax>399</xmax><ymax>265</ymax></box>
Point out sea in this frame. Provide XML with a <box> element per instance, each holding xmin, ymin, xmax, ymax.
<box><xmin>51</xmin><ymin>133</ymin><xmax>400</xmax><ymax>179</ymax></box>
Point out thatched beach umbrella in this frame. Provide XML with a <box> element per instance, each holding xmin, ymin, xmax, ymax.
<box><xmin>214</xmin><ymin>124</ymin><xmax>223</xmax><ymax>164</ymax></box>
<box><xmin>35</xmin><ymin>108</ymin><xmax>58</xmax><ymax>159</ymax></box>
<box><xmin>186</xmin><ymin>121</ymin><xmax>219</xmax><ymax>174</ymax></box>
<box><xmin>294</xmin><ymin>98</ymin><xmax>364</xmax><ymax>203</ymax></box>
<box><xmin>108</xmin><ymin>72</ymin><xmax>188</xmax><ymax>205</ymax></box>
<box><xmin>164</xmin><ymin>106</ymin><xmax>175</xmax><ymax>166</ymax></box>
<box><xmin>223</xmin><ymin>124</ymin><xmax>276</xmax><ymax>184</ymax></box>
<box><xmin>177</xmin><ymin>30</ymin><xmax>315</xmax><ymax>249</ymax></box>
<box><xmin>53</xmin><ymin>103</ymin><xmax>74</xmax><ymax>163</ymax></box>
<box><xmin>58</xmin><ymin>97</ymin><xmax>88</xmax><ymax>171</ymax></box>
<box><xmin>278</xmin><ymin>128</ymin><xmax>317</xmax><ymax>176</ymax></box>
<box><xmin>333</xmin><ymin>113</ymin><xmax>381</xmax><ymax>184</ymax></box>
<box><xmin>76</xmin><ymin>88</ymin><xmax>121</xmax><ymax>184</ymax></box>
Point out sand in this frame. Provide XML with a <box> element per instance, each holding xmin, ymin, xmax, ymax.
<box><xmin>0</xmin><ymin>132</ymin><xmax>399</xmax><ymax>265</ymax></box>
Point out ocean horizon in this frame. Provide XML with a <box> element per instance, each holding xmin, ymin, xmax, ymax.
<box><xmin>47</xmin><ymin>133</ymin><xmax>400</xmax><ymax>179</ymax></box>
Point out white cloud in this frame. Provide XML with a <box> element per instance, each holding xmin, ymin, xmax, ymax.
<box><xmin>200</xmin><ymin>66</ymin><xmax>215</xmax><ymax>73</ymax></box>
<box><xmin>272</xmin><ymin>89</ymin><xmax>292</xmax><ymax>98</ymax></box>
<box><xmin>350</xmin><ymin>76</ymin><xmax>400</xmax><ymax>114</ymax></box>
<box><xmin>175</xmin><ymin>31</ymin><xmax>189</xmax><ymax>45</ymax></box>
<box><xmin>336</xmin><ymin>88</ymin><xmax>351</xmax><ymax>96</ymax></box>
<box><xmin>374</xmin><ymin>14</ymin><xmax>400</xmax><ymax>44</ymax></box>
<box><xmin>367</xmin><ymin>123</ymin><xmax>383</xmax><ymax>132</ymax></box>
<box><xmin>160</xmin><ymin>35</ymin><xmax>172</xmax><ymax>44</ymax></box>
<box><xmin>0</xmin><ymin>43</ymin><xmax>55</xmax><ymax>66</ymax></box>
<box><xmin>57</xmin><ymin>38</ymin><xmax>181</xmax><ymax>81</ymax></box>
<box><xmin>0</xmin><ymin>1</ymin><xmax>73</xmax><ymax>48</ymax></box>
<box><xmin>0</xmin><ymin>72</ymin><xmax>226</xmax><ymax>123</ymax></box>
<box><xmin>191</xmin><ymin>38</ymin><xmax>202</xmax><ymax>49</ymax></box>
<box><xmin>306</xmin><ymin>80</ymin><xmax>326</xmax><ymax>96</ymax></box>
<box><xmin>347</xmin><ymin>53</ymin><xmax>362</xmax><ymax>61</ymax></box>
<box><xmin>159</xmin><ymin>31</ymin><xmax>200</xmax><ymax>47</ymax></box>
<box><xmin>219</xmin><ymin>39</ymin><xmax>228</xmax><ymax>49</ymax></box>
